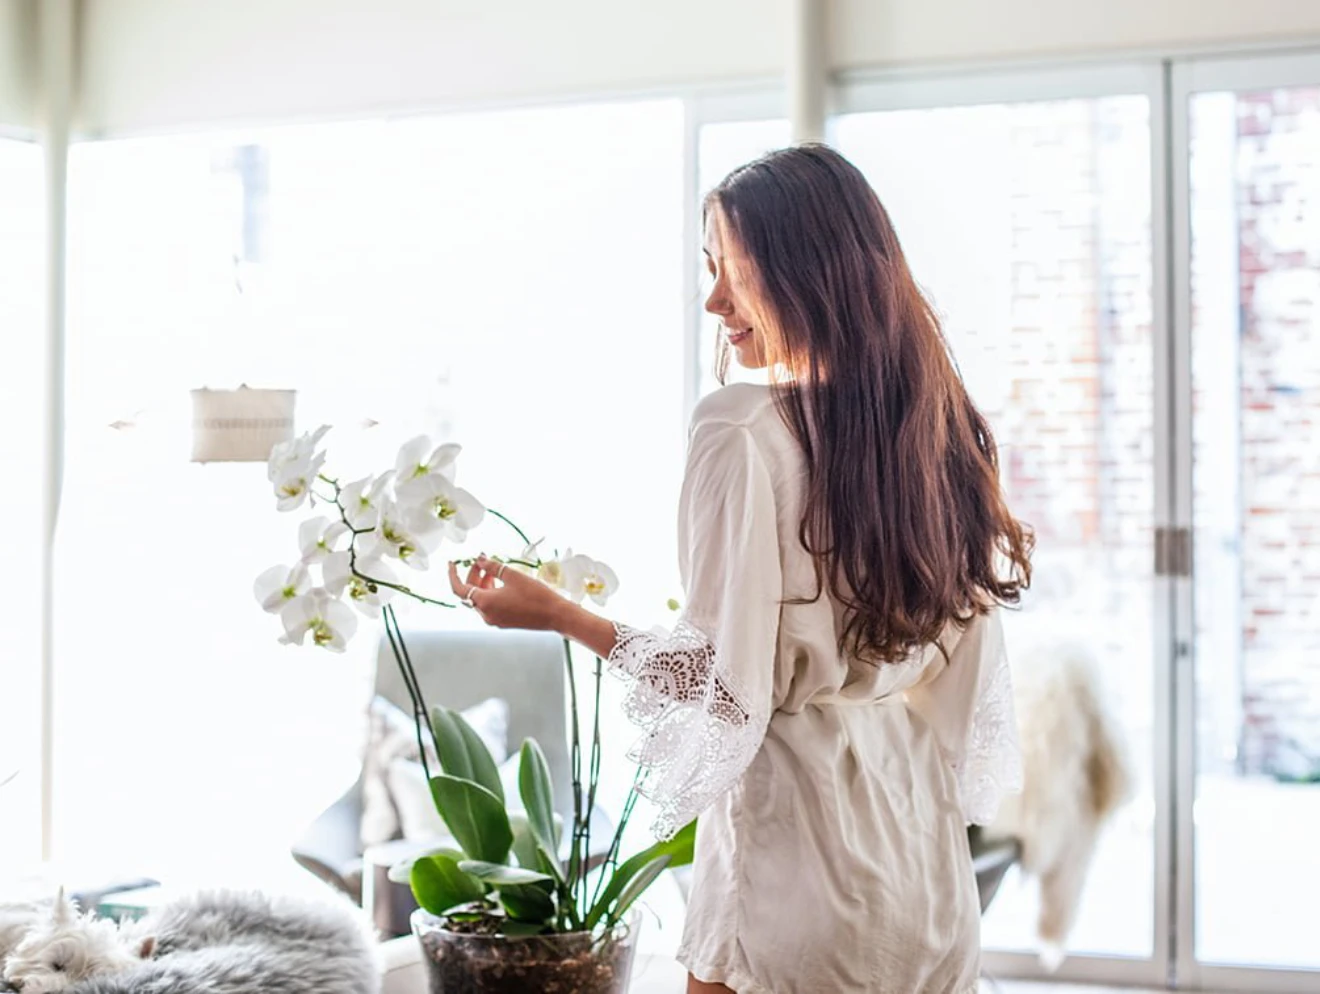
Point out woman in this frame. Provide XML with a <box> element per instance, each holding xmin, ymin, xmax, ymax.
<box><xmin>448</xmin><ymin>144</ymin><xmax>1033</xmax><ymax>994</ymax></box>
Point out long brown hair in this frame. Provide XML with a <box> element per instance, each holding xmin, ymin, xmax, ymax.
<box><xmin>706</xmin><ymin>144</ymin><xmax>1032</xmax><ymax>663</ymax></box>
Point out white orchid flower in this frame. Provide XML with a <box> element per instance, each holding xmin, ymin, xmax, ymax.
<box><xmin>401</xmin><ymin>474</ymin><xmax>486</xmax><ymax>542</ymax></box>
<box><xmin>253</xmin><ymin>563</ymin><xmax>311</xmax><ymax>614</ymax></box>
<box><xmin>279</xmin><ymin>590</ymin><xmax>358</xmax><ymax>652</ymax></box>
<box><xmin>563</xmin><ymin>554</ymin><xmax>619</xmax><ymax>606</ymax></box>
<box><xmin>340</xmin><ymin>473</ymin><xmax>394</xmax><ymax>531</ymax></box>
<box><xmin>395</xmin><ymin>436</ymin><xmax>461</xmax><ymax>491</ymax></box>
<box><xmin>268</xmin><ymin>426</ymin><xmax>331</xmax><ymax>512</ymax></box>
<box><xmin>298</xmin><ymin>515</ymin><xmax>350</xmax><ymax>564</ymax></box>
<box><xmin>324</xmin><ymin>551</ymin><xmax>398</xmax><ymax>617</ymax></box>
<box><xmin>365</xmin><ymin>501</ymin><xmax>443</xmax><ymax>571</ymax></box>
<box><xmin>271</xmin><ymin>454</ymin><xmax>327</xmax><ymax>512</ymax></box>
<box><xmin>267</xmin><ymin>425</ymin><xmax>330</xmax><ymax>483</ymax></box>
<box><xmin>536</xmin><ymin>548</ymin><xmax>572</xmax><ymax>590</ymax></box>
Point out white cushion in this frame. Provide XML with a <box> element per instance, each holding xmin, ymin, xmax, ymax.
<box><xmin>388</xmin><ymin>753</ymin><xmax>523</xmax><ymax>842</ymax></box>
<box><xmin>360</xmin><ymin>696</ymin><xmax>509</xmax><ymax>847</ymax></box>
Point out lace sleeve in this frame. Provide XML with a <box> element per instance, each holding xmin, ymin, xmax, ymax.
<box><xmin>953</xmin><ymin>624</ymin><xmax>1022</xmax><ymax>825</ymax></box>
<box><xmin>608</xmin><ymin>618</ymin><xmax>770</xmax><ymax>840</ymax></box>
<box><xmin>906</xmin><ymin>610</ymin><xmax>1022</xmax><ymax>826</ymax></box>
<box><xmin>609</xmin><ymin>408</ymin><xmax>782</xmax><ymax>840</ymax></box>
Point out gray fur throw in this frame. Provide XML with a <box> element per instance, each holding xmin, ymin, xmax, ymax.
<box><xmin>4</xmin><ymin>890</ymin><xmax>380</xmax><ymax>994</ymax></box>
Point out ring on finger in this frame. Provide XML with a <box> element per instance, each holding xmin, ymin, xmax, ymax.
<box><xmin>496</xmin><ymin>562</ymin><xmax>508</xmax><ymax>581</ymax></box>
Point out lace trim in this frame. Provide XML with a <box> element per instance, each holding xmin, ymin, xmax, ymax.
<box><xmin>608</xmin><ymin>619</ymin><xmax>768</xmax><ymax>840</ymax></box>
<box><xmin>952</xmin><ymin>631</ymin><xmax>1022</xmax><ymax>825</ymax></box>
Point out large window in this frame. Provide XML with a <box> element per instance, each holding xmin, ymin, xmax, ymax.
<box><xmin>59</xmin><ymin>103</ymin><xmax>688</xmax><ymax>925</ymax></box>
<box><xmin>0</xmin><ymin>137</ymin><xmax>44</xmax><ymax>875</ymax></box>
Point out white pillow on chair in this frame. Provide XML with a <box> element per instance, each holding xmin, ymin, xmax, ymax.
<box><xmin>360</xmin><ymin>696</ymin><xmax>509</xmax><ymax>847</ymax></box>
<box><xmin>388</xmin><ymin>752</ymin><xmax>524</xmax><ymax>842</ymax></box>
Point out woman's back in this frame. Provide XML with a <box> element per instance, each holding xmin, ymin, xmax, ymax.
<box><xmin>630</xmin><ymin>382</ymin><xmax>1018</xmax><ymax>992</ymax></box>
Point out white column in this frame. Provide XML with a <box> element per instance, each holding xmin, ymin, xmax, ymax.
<box><xmin>787</xmin><ymin>0</ymin><xmax>828</xmax><ymax>143</ymax></box>
<box><xmin>37</xmin><ymin>0</ymin><xmax>75</xmax><ymax>864</ymax></box>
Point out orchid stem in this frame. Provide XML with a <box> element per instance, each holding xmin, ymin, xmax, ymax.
<box><xmin>581</xmin><ymin>656</ymin><xmax>604</xmax><ymax>918</ymax></box>
<box><xmin>487</xmin><ymin>508</ymin><xmax>532</xmax><ymax>547</ymax></box>
<box><xmin>383</xmin><ymin>604</ymin><xmax>439</xmax><ymax>780</ymax></box>
<box><xmin>563</xmin><ymin>638</ymin><xmax>585</xmax><ymax>913</ymax></box>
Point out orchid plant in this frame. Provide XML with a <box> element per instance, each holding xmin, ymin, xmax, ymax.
<box><xmin>256</xmin><ymin>427</ymin><xmax>693</xmax><ymax>937</ymax></box>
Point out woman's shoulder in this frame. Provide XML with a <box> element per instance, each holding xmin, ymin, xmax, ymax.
<box><xmin>689</xmin><ymin>383</ymin><xmax>776</xmax><ymax>431</ymax></box>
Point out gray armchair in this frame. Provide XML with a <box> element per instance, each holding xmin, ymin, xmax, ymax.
<box><xmin>291</xmin><ymin>627</ymin><xmax>613</xmax><ymax>936</ymax></box>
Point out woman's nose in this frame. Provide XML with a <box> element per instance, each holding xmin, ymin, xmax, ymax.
<box><xmin>704</xmin><ymin>286</ymin><xmax>732</xmax><ymax>318</ymax></box>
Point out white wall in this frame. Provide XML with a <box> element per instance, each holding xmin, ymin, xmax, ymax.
<box><xmin>76</xmin><ymin>0</ymin><xmax>783</xmax><ymax>135</ymax></box>
<box><xmin>833</xmin><ymin>0</ymin><xmax>1320</xmax><ymax>71</ymax></box>
<box><xmin>65</xmin><ymin>0</ymin><xmax>1320</xmax><ymax>135</ymax></box>
<box><xmin>0</xmin><ymin>0</ymin><xmax>35</xmax><ymax>131</ymax></box>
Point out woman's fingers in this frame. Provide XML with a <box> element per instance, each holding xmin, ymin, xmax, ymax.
<box><xmin>447</xmin><ymin>562</ymin><xmax>473</xmax><ymax>599</ymax></box>
<box><xmin>474</xmin><ymin>555</ymin><xmax>511</xmax><ymax>586</ymax></box>
<box><xmin>451</xmin><ymin>558</ymin><xmax>506</xmax><ymax>600</ymax></box>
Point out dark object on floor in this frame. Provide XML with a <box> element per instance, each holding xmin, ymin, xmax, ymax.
<box><xmin>71</xmin><ymin>878</ymin><xmax>161</xmax><ymax>916</ymax></box>
<box><xmin>968</xmin><ymin>825</ymin><xmax>1020</xmax><ymax>913</ymax></box>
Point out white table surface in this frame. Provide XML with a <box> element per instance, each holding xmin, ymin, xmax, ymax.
<box><xmin>628</xmin><ymin>952</ymin><xmax>688</xmax><ymax>993</ymax></box>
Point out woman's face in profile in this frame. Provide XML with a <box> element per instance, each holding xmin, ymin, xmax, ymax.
<box><xmin>703</xmin><ymin>207</ymin><xmax>770</xmax><ymax>371</ymax></box>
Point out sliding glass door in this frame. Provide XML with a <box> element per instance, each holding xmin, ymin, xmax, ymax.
<box><xmin>1174</xmin><ymin>51</ymin><xmax>1320</xmax><ymax>993</ymax></box>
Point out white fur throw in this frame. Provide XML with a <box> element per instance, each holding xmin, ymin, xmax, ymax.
<box><xmin>3</xmin><ymin>890</ymin><xmax>380</xmax><ymax>994</ymax></box>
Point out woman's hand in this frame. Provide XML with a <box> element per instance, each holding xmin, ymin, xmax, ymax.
<box><xmin>447</xmin><ymin>555</ymin><xmax>573</xmax><ymax>633</ymax></box>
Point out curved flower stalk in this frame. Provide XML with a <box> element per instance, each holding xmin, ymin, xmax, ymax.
<box><xmin>253</xmin><ymin>426</ymin><xmax>687</xmax><ymax>938</ymax></box>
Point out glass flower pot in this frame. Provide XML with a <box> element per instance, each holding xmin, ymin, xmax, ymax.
<box><xmin>411</xmin><ymin>909</ymin><xmax>640</xmax><ymax>994</ymax></box>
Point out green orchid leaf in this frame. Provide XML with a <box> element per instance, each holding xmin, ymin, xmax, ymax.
<box><xmin>431</xmin><ymin>706</ymin><xmax>505</xmax><ymax>804</ymax></box>
<box><xmin>604</xmin><ymin>854</ymin><xmax>671</xmax><ymax>929</ymax></box>
<box><xmin>510</xmin><ymin>813</ymin><xmax>566</xmax><ymax>886</ymax></box>
<box><xmin>509</xmin><ymin>812</ymin><xmax>540</xmax><ymax>871</ymax></box>
<box><xmin>387</xmin><ymin>846</ymin><xmax>464</xmax><ymax>885</ymax></box>
<box><xmin>429</xmin><ymin>774</ymin><xmax>514</xmax><ymax>865</ymax></box>
<box><xmin>409</xmin><ymin>853</ymin><xmax>485</xmax><ymax>916</ymax></box>
<box><xmin>517</xmin><ymin>740</ymin><xmax>558</xmax><ymax>854</ymax></box>
<box><xmin>586</xmin><ymin>819</ymin><xmax>696</xmax><ymax>930</ymax></box>
<box><xmin>458</xmin><ymin>860</ymin><xmax>555</xmax><ymax>886</ymax></box>
<box><xmin>498</xmin><ymin>882</ymin><xmax>557</xmax><ymax>924</ymax></box>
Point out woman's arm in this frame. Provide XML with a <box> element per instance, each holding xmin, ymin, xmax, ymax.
<box><xmin>449</xmin><ymin>561</ymin><xmax>743</xmax><ymax>715</ymax></box>
<box><xmin>553</xmin><ymin>600</ymin><xmax>619</xmax><ymax>659</ymax></box>
<box><xmin>447</xmin><ymin>556</ymin><xmax>618</xmax><ymax>657</ymax></box>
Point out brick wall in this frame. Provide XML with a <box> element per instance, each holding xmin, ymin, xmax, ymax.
<box><xmin>1233</xmin><ymin>87</ymin><xmax>1320</xmax><ymax>778</ymax></box>
<box><xmin>994</xmin><ymin>90</ymin><xmax>1319</xmax><ymax>779</ymax></box>
<box><xmin>993</xmin><ymin>98</ymin><xmax>1155</xmax><ymax>754</ymax></box>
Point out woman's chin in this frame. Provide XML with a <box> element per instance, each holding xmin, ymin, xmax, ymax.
<box><xmin>732</xmin><ymin>344</ymin><xmax>769</xmax><ymax>370</ymax></box>
<box><xmin>733</xmin><ymin>351</ymin><xmax>770</xmax><ymax>369</ymax></box>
